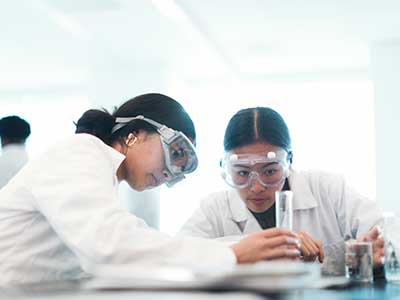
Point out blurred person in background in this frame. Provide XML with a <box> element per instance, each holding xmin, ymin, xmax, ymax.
<box><xmin>0</xmin><ymin>115</ymin><xmax>31</xmax><ymax>189</ymax></box>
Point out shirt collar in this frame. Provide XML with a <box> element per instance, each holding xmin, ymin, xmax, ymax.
<box><xmin>102</xmin><ymin>143</ymin><xmax>126</xmax><ymax>181</ymax></box>
<box><xmin>1</xmin><ymin>144</ymin><xmax>28</xmax><ymax>158</ymax></box>
<box><xmin>2</xmin><ymin>143</ymin><xmax>26</xmax><ymax>152</ymax></box>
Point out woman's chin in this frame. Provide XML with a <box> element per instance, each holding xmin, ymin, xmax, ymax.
<box><xmin>247</xmin><ymin>199</ymin><xmax>273</xmax><ymax>212</ymax></box>
<box><xmin>126</xmin><ymin>180</ymin><xmax>145</xmax><ymax>192</ymax></box>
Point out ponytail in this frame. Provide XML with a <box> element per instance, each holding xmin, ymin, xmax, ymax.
<box><xmin>75</xmin><ymin>109</ymin><xmax>115</xmax><ymax>145</ymax></box>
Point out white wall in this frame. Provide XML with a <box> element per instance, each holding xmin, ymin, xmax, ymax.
<box><xmin>371</xmin><ymin>40</ymin><xmax>400</xmax><ymax>214</ymax></box>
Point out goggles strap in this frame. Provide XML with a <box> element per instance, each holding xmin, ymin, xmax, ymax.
<box><xmin>112</xmin><ymin>115</ymin><xmax>178</xmax><ymax>144</ymax></box>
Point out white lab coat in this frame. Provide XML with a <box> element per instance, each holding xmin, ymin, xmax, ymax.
<box><xmin>0</xmin><ymin>144</ymin><xmax>28</xmax><ymax>189</ymax></box>
<box><xmin>180</xmin><ymin>170</ymin><xmax>383</xmax><ymax>275</ymax></box>
<box><xmin>0</xmin><ymin>134</ymin><xmax>235</xmax><ymax>284</ymax></box>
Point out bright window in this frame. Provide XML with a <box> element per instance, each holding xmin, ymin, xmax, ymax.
<box><xmin>0</xmin><ymin>94</ymin><xmax>90</xmax><ymax>157</ymax></box>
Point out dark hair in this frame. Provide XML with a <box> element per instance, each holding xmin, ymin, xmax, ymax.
<box><xmin>0</xmin><ymin>116</ymin><xmax>31</xmax><ymax>144</ymax></box>
<box><xmin>75</xmin><ymin>93</ymin><xmax>196</xmax><ymax>145</ymax></box>
<box><xmin>224</xmin><ymin>107</ymin><xmax>291</xmax><ymax>156</ymax></box>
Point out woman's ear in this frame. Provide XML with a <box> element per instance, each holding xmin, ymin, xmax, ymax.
<box><xmin>125</xmin><ymin>133</ymin><xmax>138</xmax><ymax>147</ymax></box>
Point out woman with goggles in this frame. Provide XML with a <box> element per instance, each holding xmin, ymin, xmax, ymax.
<box><xmin>180</xmin><ymin>107</ymin><xmax>384</xmax><ymax>275</ymax></box>
<box><xmin>0</xmin><ymin>94</ymin><xmax>299</xmax><ymax>285</ymax></box>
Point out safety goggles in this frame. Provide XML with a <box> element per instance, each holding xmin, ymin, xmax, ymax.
<box><xmin>111</xmin><ymin>115</ymin><xmax>198</xmax><ymax>187</ymax></box>
<box><xmin>221</xmin><ymin>149</ymin><xmax>290</xmax><ymax>189</ymax></box>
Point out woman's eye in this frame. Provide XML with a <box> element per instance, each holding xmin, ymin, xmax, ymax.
<box><xmin>172</xmin><ymin>149</ymin><xmax>185</xmax><ymax>159</ymax></box>
<box><xmin>238</xmin><ymin>170</ymin><xmax>249</xmax><ymax>177</ymax></box>
<box><xmin>264</xmin><ymin>168</ymin><xmax>277</xmax><ymax>176</ymax></box>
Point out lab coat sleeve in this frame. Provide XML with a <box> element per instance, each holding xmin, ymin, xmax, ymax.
<box><xmin>327</xmin><ymin>173</ymin><xmax>383</xmax><ymax>239</ymax></box>
<box><xmin>30</xmin><ymin>136</ymin><xmax>236</xmax><ymax>275</ymax></box>
<box><xmin>179</xmin><ymin>193</ymin><xmax>223</xmax><ymax>239</ymax></box>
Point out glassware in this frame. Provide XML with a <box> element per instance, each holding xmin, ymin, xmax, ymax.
<box><xmin>384</xmin><ymin>214</ymin><xmax>400</xmax><ymax>283</ymax></box>
<box><xmin>275</xmin><ymin>191</ymin><xmax>293</xmax><ymax>231</ymax></box>
<box><xmin>345</xmin><ymin>240</ymin><xmax>373</xmax><ymax>283</ymax></box>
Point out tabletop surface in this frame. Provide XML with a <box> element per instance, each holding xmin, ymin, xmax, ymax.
<box><xmin>1</xmin><ymin>278</ymin><xmax>400</xmax><ymax>300</ymax></box>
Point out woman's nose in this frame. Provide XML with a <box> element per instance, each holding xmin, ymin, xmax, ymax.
<box><xmin>249</xmin><ymin>176</ymin><xmax>265</xmax><ymax>193</ymax></box>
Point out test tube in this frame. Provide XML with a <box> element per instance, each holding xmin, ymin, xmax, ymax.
<box><xmin>275</xmin><ymin>191</ymin><xmax>293</xmax><ymax>231</ymax></box>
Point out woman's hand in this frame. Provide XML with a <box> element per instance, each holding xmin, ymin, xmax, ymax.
<box><xmin>230</xmin><ymin>228</ymin><xmax>301</xmax><ymax>264</ymax></box>
<box><xmin>358</xmin><ymin>225</ymin><xmax>384</xmax><ymax>267</ymax></box>
<box><xmin>297</xmin><ymin>230</ymin><xmax>324</xmax><ymax>263</ymax></box>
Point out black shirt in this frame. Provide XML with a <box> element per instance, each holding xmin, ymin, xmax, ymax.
<box><xmin>250</xmin><ymin>203</ymin><xmax>276</xmax><ymax>230</ymax></box>
<box><xmin>249</xmin><ymin>179</ymin><xmax>291</xmax><ymax>230</ymax></box>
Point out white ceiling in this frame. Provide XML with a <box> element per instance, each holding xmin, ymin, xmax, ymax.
<box><xmin>1</xmin><ymin>0</ymin><xmax>400</xmax><ymax>91</ymax></box>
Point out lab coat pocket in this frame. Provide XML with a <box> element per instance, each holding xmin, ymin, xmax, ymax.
<box><xmin>322</xmin><ymin>239</ymin><xmax>346</xmax><ymax>276</ymax></box>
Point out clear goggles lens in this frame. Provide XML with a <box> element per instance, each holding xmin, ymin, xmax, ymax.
<box><xmin>221</xmin><ymin>150</ymin><xmax>290</xmax><ymax>189</ymax></box>
<box><xmin>161</xmin><ymin>133</ymin><xmax>198</xmax><ymax>187</ymax></box>
<box><xmin>112</xmin><ymin>115</ymin><xmax>198</xmax><ymax>188</ymax></box>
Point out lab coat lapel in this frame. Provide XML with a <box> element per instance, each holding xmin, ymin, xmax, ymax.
<box><xmin>227</xmin><ymin>189</ymin><xmax>262</xmax><ymax>234</ymax></box>
<box><xmin>288</xmin><ymin>170</ymin><xmax>318</xmax><ymax>210</ymax></box>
